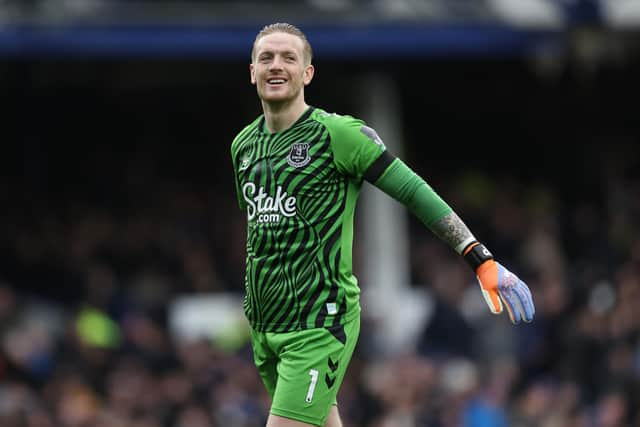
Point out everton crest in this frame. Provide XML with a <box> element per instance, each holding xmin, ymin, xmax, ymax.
<box><xmin>287</xmin><ymin>143</ymin><xmax>311</xmax><ymax>168</ymax></box>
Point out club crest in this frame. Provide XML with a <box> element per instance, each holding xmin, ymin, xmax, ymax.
<box><xmin>287</xmin><ymin>143</ymin><xmax>311</xmax><ymax>168</ymax></box>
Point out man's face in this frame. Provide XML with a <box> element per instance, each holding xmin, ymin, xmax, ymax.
<box><xmin>250</xmin><ymin>32</ymin><xmax>314</xmax><ymax>104</ymax></box>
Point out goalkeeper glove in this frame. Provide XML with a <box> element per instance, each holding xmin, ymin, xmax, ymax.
<box><xmin>463</xmin><ymin>242</ymin><xmax>535</xmax><ymax>324</ymax></box>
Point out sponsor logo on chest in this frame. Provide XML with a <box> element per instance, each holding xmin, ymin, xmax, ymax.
<box><xmin>242</xmin><ymin>182</ymin><xmax>296</xmax><ymax>224</ymax></box>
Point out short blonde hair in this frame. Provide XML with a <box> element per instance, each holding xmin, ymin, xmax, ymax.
<box><xmin>251</xmin><ymin>22</ymin><xmax>313</xmax><ymax>65</ymax></box>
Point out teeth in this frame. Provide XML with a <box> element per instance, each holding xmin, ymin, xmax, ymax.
<box><xmin>268</xmin><ymin>79</ymin><xmax>285</xmax><ymax>84</ymax></box>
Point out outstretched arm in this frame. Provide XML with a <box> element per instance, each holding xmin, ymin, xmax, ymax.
<box><xmin>368</xmin><ymin>156</ymin><xmax>535</xmax><ymax>324</ymax></box>
<box><xmin>429</xmin><ymin>211</ymin><xmax>475</xmax><ymax>254</ymax></box>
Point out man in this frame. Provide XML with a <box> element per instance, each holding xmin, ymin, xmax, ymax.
<box><xmin>231</xmin><ymin>22</ymin><xmax>535</xmax><ymax>427</ymax></box>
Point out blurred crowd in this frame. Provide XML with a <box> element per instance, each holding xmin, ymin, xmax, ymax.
<box><xmin>0</xmin><ymin>0</ymin><xmax>613</xmax><ymax>27</ymax></box>
<box><xmin>1</xmin><ymin>137</ymin><xmax>639</xmax><ymax>427</ymax></box>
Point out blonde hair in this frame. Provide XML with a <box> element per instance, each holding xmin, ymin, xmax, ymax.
<box><xmin>252</xmin><ymin>22</ymin><xmax>313</xmax><ymax>65</ymax></box>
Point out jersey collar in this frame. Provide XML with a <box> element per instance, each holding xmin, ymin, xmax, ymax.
<box><xmin>259</xmin><ymin>106</ymin><xmax>315</xmax><ymax>135</ymax></box>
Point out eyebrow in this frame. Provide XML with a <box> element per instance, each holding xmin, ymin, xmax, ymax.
<box><xmin>258</xmin><ymin>49</ymin><xmax>298</xmax><ymax>57</ymax></box>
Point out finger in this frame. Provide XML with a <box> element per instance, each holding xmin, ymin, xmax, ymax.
<box><xmin>476</xmin><ymin>278</ymin><xmax>503</xmax><ymax>314</ymax></box>
<box><xmin>522</xmin><ymin>281</ymin><xmax>533</xmax><ymax>301</ymax></box>
<box><xmin>496</xmin><ymin>263</ymin><xmax>526</xmax><ymax>324</ymax></box>
<box><xmin>515</xmin><ymin>282</ymin><xmax>535</xmax><ymax>322</ymax></box>
<box><xmin>499</xmin><ymin>289</ymin><xmax>522</xmax><ymax>324</ymax></box>
<box><xmin>511</xmin><ymin>286</ymin><xmax>529</xmax><ymax>323</ymax></box>
<box><xmin>526</xmin><ymin>285</ymin><xmax>535</xmax><ymax>317</ymax></box>
<box><xmin>484</xmin><ymin>287</ymin><xmax>503</xmax><ymax>314</ymax></box>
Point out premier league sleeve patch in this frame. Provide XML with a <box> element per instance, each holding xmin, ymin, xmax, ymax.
<box><xmin>287</xmin><ymin>142</ymin><xmax>311</xmax><ymax>168</ymax></box>
<box><xmin>360</xmin><ymin>125</ymin><xmax>386</xmax><ymax>149</ymax></box>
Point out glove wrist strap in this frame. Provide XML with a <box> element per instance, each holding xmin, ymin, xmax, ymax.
<box><xmin>462</xmin><ymin>241</ymin><xmax>494</xmax><ymax>271</ymax></box>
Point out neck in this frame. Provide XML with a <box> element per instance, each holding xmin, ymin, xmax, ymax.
<box><xmin>262</xmin><ymin>98</ymin><xmax>308</xmax><ymax>133</ymax></box>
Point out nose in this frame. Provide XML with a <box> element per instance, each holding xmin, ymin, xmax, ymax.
<box><xmin>268</xmin><ymin>55</ymin><xmax>284</xmax><ymax>70</ymax></box>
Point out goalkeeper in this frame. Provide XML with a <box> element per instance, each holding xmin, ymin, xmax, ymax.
<box><xmin>231</xmin><ymin>22</ymin><xmax>535</xmax><ymax>427</ymax></box>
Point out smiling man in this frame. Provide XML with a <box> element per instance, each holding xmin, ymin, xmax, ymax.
<box><xmin>230</xmin><ymin>22</ymin><xmax>535</xmax><ymax>427</ymax></box>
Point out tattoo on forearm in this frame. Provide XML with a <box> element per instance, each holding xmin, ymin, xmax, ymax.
<box><xmin>430</xmin><ymin>212</ymin><xmax>475</xmax><ymax>253</ymax></box>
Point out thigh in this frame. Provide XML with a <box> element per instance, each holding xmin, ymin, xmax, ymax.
<box><xmin>269</xmin><ymin>318</ymin><xmax>360</xmax><ymax>426</ymax></box>
<box><xmin>266</xmin><ymin>406</ymin><xmax>342</xmax><ymax>427</ymax></box>
<box><xmin>251</xmin><ymin>327</ymin><xmax>278</xmax><ymax>398</ymax></box>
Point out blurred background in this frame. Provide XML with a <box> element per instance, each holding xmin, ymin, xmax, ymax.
<box><xmin>1</xmin><ymin>1</ymin><xmax>640</xmax><ymax>426</ymax></box>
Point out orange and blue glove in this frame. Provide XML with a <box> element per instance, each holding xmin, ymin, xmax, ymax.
<box><xmin>464</xmin><ymin>242</ymin><xmax>535</xmax><ymax>324</ymax></box>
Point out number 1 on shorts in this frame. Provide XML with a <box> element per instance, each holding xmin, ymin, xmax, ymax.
<box><xmin>306</xmin><ymin>369</ymin><xmax>319</xmax><ymax>403</ymax></box>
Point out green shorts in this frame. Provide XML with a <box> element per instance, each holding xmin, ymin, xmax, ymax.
<box><xmin>250</xmin><ymin>317</ymin><xmax>360</xmax><ymax>426</ymax></box>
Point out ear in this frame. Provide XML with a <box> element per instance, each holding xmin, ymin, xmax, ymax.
<box><xmin>303</xmin><ymin>64</ymin><xmax>314</xmax><ymax>86</ymax></box>
<box><xmin>250</xmin><ymin>63</ymin><xmax>256</xmax><ymax>85</ymax></box>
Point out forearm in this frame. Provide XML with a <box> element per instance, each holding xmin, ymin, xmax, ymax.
<box><xmin>429</xmin><ymin>212</ymin><xmax>477</xmax><ymax>255</ymax></box>
<box><xmin>370</xmin><ymin>156</ymin><xmax>534</xmax><ymax>323</ymax></box>
<box><xmin>372</xmin><ymin>158</ymin><xmax>475</xmax><ymax>254</ymax></box>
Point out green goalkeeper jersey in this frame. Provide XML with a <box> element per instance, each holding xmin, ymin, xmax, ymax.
<box><xmin>231</xmin><ymin>107</ymin><xmax>388</xmax><ymax>333</ymax></box>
